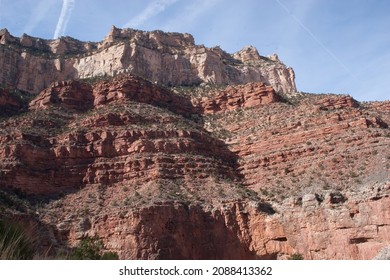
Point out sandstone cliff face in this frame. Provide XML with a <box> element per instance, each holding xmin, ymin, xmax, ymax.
<box><xmin>1</xmin><ymin>75</ymin><xmax>241</xmax><ymax>197</ymax></box>
<box><xmin>0</xmin><ymin>87</ymin><xmax>20</xmax><ymax>108</ymax></box>
<box><xmin>41</xmin><ymin>183</ymin><xmax>390</xmax><ymax>260</ymax></box>
<box><xmin>191</xmin><ymin>82</ymin><xmax>278</xmax><ymax>114</ymax></box>
<box><xmin>0</xmin><ymin>27</ymin><xmax>296</xmax><ymax>95</ymax></box>
<box><xmin>1</xmin><ymin>74</ymin><xmax>389</xmax><ymax>260</ymax></box>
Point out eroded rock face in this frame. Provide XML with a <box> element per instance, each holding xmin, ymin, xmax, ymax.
<box><xmin>0</xmin><ymin>87</ymin><xmax>20</xmax><ymax>108</ymax></box>
<box><xmin>28</xmin><ymin>75</ymin><xmax>278</xmax><ymax>115</ymax></box>
<box><xmin>0</xmin><ymin>27</ymin><xmax>297</xmax><ymax>95</ymax></box>
<box><xmin>1</xmin><ymin>75</ymin><xmax>241</xmax><ymax>195</ymax></box>
<box><xmin>44</xmin><ymin>185</ymin><xmax>390</xmax><ymax>260</ymax></box>
<box><xmin>192</xmin><ymin>82</ymin><xmax>278</xmax><ymax>114</ymax></box>
<box><xmin>1</xmin><ymin>76</ymin><xmax>389</xmax><ymax>259</ymax></box>
<box><xmin>315</xmin><ymin>95</ymin><xmax>359</xmax><ymax>110</ymax></box>
<box><xmin>281</xmin><ymin>188</ymin><xmax>390</xmax><ymax>260</ymax></box>
<box><xmin>0</xmin><ymin>87</ymin><xmax>22</xmax><ymax>117</ymax></box>
<box><xmin>29</xmin><ymin>80</ymin><xmax>93</xmax><ymax>111</ymax></box>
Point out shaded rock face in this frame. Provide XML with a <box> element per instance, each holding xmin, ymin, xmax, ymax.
<box><xmin>70</xmin><ymin>203</ymin><xmax>262</xmax><ymax>260</ymax></box>
<box><xmin>1</xmin><ymin>75</ymin><xmax>242</xmax><ymax>195</ymax></box>
<box><xmin>46</xmin><ymin>186</ymin><xmax>390</xmax><ymax>260</ymax></box>
<box><xmin>0</xmin><ymin>87</ymin><xmax>22</xmax><ymax>117</ymax></box>
<box><xmin>0</xmin><ymin>87</ymin><xmax>21</xmax><ymax>108</ymax></box>
<box><xmin>0</xmin><ymin>27</ymin><xmax>296</xmax><ymax>95</ymax></box>
<box><xmin>28</xmin><ymin>75</ymin><xmax>278</xmax><ymax>115</ymax></box>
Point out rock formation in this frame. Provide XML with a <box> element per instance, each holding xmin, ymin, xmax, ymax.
<box><xmin>0</xmin><ymin>26</ymin><xmax>296</xmax><ymax>95</ymax></box>
<box><xmin>0</xmin><ymin>29</ymin><xmax>389</xmax><ymax>260</ymax></box>
<box><xmin>0</xmin><ymin>87</ymin><xmax>20</xmax><ymax>108</ymax></box>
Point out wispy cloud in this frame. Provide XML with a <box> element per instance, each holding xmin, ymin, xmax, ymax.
<box><xmin>274</xmin><ymin>0</ymin><xmax>357</xmax><ymax>80</ymax></box>
<box><xmin>23</xmin><ymin>0</ymin><xmax>56</xmax><ymax>35</ymax></box>
<box><xmin>162</xmin><ymin>0</ymin><xmax>221</xmax><ymax>31</ymax></box>
<box><xmin>53</xmin><ymin>0</ymin><xmax>75</xmax><ymax>39</ymax></box>
<box><xmin>123</xmin><ymin>0</ymin><xmax>179</xmax><ymax>28</ymax></box>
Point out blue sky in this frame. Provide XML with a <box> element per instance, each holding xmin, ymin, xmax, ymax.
<box><xmin>0</xmin><ymin>0</ymin><xmax>389</xmax><ymax>101</ymax></box>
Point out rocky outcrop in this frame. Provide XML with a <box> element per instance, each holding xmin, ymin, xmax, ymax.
<box><xmin>211</xmin><ymin>93</ymin><xmax>390</xmax><ymax>196</ymax></box>
<box><xmin>315</xmin><ymin>95</ymin><xmax>359</xmax><ymax>110</ymax></box>
<box><xmin>0</xmin><ymin>28</ymin><xmax>96</xmax><ymax>55</ymax></box>
<box><xmin>58</xmin><ymin>201</ymin><xmax>288</xmax><ymax>260</ymax></box>
<box><xmin>1</xmin><ymin>75</ymin><xmax>242</xmax><ymax>195</ymax></box>
<box><xmin>280</xmin><ymin>188</ymin><xmax>390</xmax><ymax>260</ymax></box>
<box><xmin>0</xmin><ymin>27</ymin><xmax>297</xmax><ymax>95</ymax></box>
<box><xmin>192</xmin><ymin>82</ymin><xmax>278</xmax><ymax>114</ymax></box>
<box><xmin>43</xmin><ymin>183</ymin><xmax>390</xmax><ymax>260</ymax></box>
<box><xmin>0</xmin><ymin>87</ymin><xmax>20</xmax><ymax>108</ymax></box>
<box><xmin>29</xmin><ymin>80</ymin><xmax>93</xmax><ymax>111</ymax></box>
<box><xmin>374</xmin><ymin>245</ymin><xmax>390</xmax><ymax>260</ymax></box>
<box><xmin>1</xmin><ymin>75</ymin><xmax>389</xmax><ymax>260</ymax></box>
<box><xmin>29</xmin><ymin>74</ymin><xmax>278</xmax><ymax>115</ymax></box>
<box><xmin>0</xmin><ymin>87</ymin><xmax>22</xmax><ymax>117</ymax></box>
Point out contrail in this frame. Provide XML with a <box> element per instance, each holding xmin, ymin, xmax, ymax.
<box><xmin>53</xmin><ymin>0</ymin><xmax>75</xmax><ymax>39</ymax></box>
<box><xmin>123</xmin><ymin>0</ymin><xmax>179</xmax><ymax>28</ymax></box>
<box><xmin>274</xmin><ymin>0</ymin><xmax>356</xmax><ymax>79</ymax></box>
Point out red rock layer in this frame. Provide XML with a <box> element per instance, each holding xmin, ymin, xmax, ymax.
<box><xmin>216</xmin><ymin>94</ymin><xmax>390</xmax><ymax>194</ymax></box>
<box><xmin>28</xmin><ymin>75</ymin><xmax>277</xmax><ymax>115</ymax></box>
<box><xmin>192</xmin><ymin>83</ymin><xmax>278</xmax><ymax>114</ymax></box>
<box><xmin>29</xmin><ymin>81</ymin><xmax>93</xmax><ymax>111</ymax></box>
<box><xmin>44</xmin><ymin>187</ymin><xmax>390</xmax><ymax>260</ymax></box>
<box><xmin>1</xmin><ymin>76</ymin><xmax>390</xmax><ymax>260</ymax></box>
<box><xmin>315</xmin><ymin>95</ymin><xmax>359</xmax><ymax>110</ymax></box>
<box><xmin>0</xmin><ymin>88</ymin><xmax>18</xmax><ymax>106</ymax></box>
<box><xmin>1</xmin><ymin>75</ymin><xmax>242</xmax><ymax>195</ymax></box>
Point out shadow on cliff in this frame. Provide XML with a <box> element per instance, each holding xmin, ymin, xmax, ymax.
<box><xmin>120</xmin><ymin>202</ymin><xmax>276</xmax><ymax>260</ymax></box>
<box><xmin>82</xmin><ymin>74</ymin><xmax>244</xmax><ymax>185</ymax></box>
<box><xmin>0</xmin><ymin>74</ymin><xmax>260</xmax><ymax>260</ymax></box>
<box><xmin>1</xmin><ymin>74</ymin><xmax>242</xmax><ymax>195</ymax></box>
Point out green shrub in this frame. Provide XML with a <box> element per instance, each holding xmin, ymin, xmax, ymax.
<box><xmin>101</xmin><ymin>251</ymin><xmax>120</xmax><ymax>260</ymax></box>
<box><xmin>0</xmin><ymin>219</ymin><xmax>119</xmax><ymax>260</ymax></box>
<box><xmin>0</xmin><ymin>218</ymin><xmax>35</xmax><ymax>260</ymax></box>
<box><xmin>288</xmin><ymin>253</ymin><xmax>304</xmax><ymax>260</ymax></box>
<box><xmin>70</xmin><ymin>235</ymin><xmax>118</xmax><ymax>260</ymax></box>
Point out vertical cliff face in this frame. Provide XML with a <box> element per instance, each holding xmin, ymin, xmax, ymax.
<box><xmin>42</xmin><ymin>187</ymin><xmax>390</xmax><ymax>260</ymax></box>
<box><xmin>0</xmin><ymin>27</ymin><xmax>297</xmax><ymax>95</ymax></box>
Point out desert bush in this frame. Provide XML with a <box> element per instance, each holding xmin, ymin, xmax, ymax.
<box><xmin>0</xmin><ymin>218</ymin><xmax>118</xmax><ymax>260</ymax></box>
<box><xmin>70</xmin><ymin>235</ymin><xmax>118</xmax><ymax>260</ymax></box>
<box><xmin>0</xmin><ymin>218</ymin><xmax>35</xmax><ymax>260</ymax></box>
<box><xmin>288</xmin><ymin>253</ymin><xmax>304</xmax><ymax>260</ymax></box>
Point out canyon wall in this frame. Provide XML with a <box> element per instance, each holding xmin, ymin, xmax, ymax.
<box><xmin>1</xmin><ymin>75</ymin><xmax>389</xmax><ymax>259</ymax></box>
<box><xmin>43</xmin><ymin>189</ymin><xmax>390</xmax><ymax>260</ymax></box>
<box><xmin>0</xmin><ymin>27</ymin><xmax>296</xmax><ymax>95</ymax></box>
<box><xmin>0</xmin><ymin>29</ymin><xmax>389</xmax><ymax>260</ymax></box>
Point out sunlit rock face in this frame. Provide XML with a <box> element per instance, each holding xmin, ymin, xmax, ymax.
<box><xmin>0</xmin><ymin>27</ymin><xmax>296</xmax><ymax>95</ymax></box>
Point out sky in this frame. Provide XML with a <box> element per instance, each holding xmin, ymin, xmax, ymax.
<box><xmin>0</xmin><ymin>0</ymin><xmax>389</xmax><ymax>101</ymax></box>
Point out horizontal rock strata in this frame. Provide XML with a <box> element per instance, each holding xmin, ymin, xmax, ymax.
<box><xmin>0</xmin><ymin>27</ymin><xmax>296</xmax><ymax>95</ymax></box>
